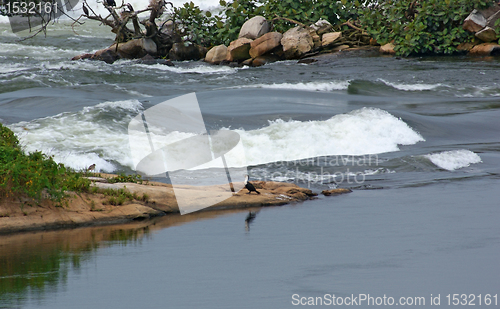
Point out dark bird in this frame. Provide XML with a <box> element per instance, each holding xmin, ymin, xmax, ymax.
<box><xmin>105</xmin><ymin>0</ymin><xmax>116</xmax><ymax>7</ymax></box>
<box><xmin>82</xmin><ymin>4</ymin><xmax>89</xmax><ymax>16</ymax></box>
<box><xmin>87</xmin><ymin>164</ymin><xmax>96</xmax><ymax>172</ymax></box>
<box><xmin>244</xmin><ymin>175</ymin><xmax>260</xmax><ymax>194</ymax></box>
<box><xmin>126</xmin><ymin>3</ymin><xmax>134</xmax><ymax>12</ymax></box>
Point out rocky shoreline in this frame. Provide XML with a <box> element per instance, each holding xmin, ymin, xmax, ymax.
<box><xmin>72</xmin><ymin>4</ymin><xmax>500</xmax><ymax>67</ymax></box>
<box><xmin>0</xmin><ymin>174</ymin><xmax>351</xmax><ymax>235</ymax></box>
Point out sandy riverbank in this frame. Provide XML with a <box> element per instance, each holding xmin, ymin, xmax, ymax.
<box><xmin>0</xmin><ymin>175</ymin><xmax>352</xmax><ymax>235</ymax></box>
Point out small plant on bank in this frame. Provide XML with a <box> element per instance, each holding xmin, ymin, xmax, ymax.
<box><xmin>107</xmin><ymin>173</ymin><xmax>143</xmax><ymax>184</ymax></box>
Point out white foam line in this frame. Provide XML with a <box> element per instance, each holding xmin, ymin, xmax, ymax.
<box><xmin>378</xmin><ymin>79</ymin><xmax>441</xmax><ymax>91</ymax></box>
<box><xmin>235</xmin><ymin>81</ymin><xmax>350</xmax><ymax>92</ymax></box>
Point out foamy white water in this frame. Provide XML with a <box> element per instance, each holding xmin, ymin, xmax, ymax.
<box><xmin>11</xmin><ymin>105</ymin><xmax>425</xmax><ymax>172</ymax></box>
<box><xmin>10</xmin><ymin>100</ymin><xmax>144</xmax><ymax>172</ymax></box>
<box><xmin>135</xmin><ymin>63</ymin><xmax>239</xmax><ymax>74</ymax></box>
<box><xmin>0</xmin><ymin>42</ymin><xmax>88</xmax><ymax>60</ymax></box>
<box><xmin>425</xmin><ymin>149</ymin><xmax>482</xmax><ymax>171</ymax></box>
<box><xmin>241</xmin><ymin>81</ymin><xmax>350</xmax><ymax>92</ymax></box>
<box><xmin>379</xmin><ymin>79</ymin><xmax>441</xmax><ymax>91</ymax></box>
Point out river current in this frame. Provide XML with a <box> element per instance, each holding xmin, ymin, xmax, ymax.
<box><xmin>0</xmin><ymin>18</ymin><xmax>499</xmax><ymax>309</ymax></box>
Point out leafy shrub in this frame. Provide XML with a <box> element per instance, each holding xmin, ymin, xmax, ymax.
<box><xmin>171</xmin><ymin>0</ymin><xmax>355</xmax><ymax>47</ymax></box>
<box><xmin>0</xmin><ymin>123</ymin><xmax>90</xmax><ymax>204</ymax></box>
<box><xmin>356</xmin><ymin>0</ymin><xmax>495</xmax><ymax>56</ymax></box>
<box><xmin>172</xmin><ymin>1</ymin><xmax>216</xmax><ymax>46</ymax></box>
<box><xmin>262</xmin><ymin>0</ymin><xmax>354</xmax><ymax>33</ymax></box>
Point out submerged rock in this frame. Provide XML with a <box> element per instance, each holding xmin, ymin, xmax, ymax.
<box><xmin>251</xmin><ymin>54</ymin><xmax>280</xmax><ymax>67</ymax></box>
<box><xmin>321</xmin><ymin>188</ymin><xmax>352</xmax><ymax>196</ymax></box>
<box><xmin>71</xmin><ymin>53</ymin><xmax>93</xmax><ymax>61</ymax></box>
<box><xmin>137</xmin><ymin>54</ymin><xmax>174</xmax><ymax>66</ymax></box>
<box><xmin>92</xmin><ymin>48</ymin><xmax>120</xmax><ymax>64</ymax></box>
<box><xmin>169</xmin><ymin>43</ymin><xmax>205</xmax><ymax>61</ymax></box>
<box><xmin>239</xmin><ymin>16</ymin><xmax>270</xmax><ymax>40</ymax></box>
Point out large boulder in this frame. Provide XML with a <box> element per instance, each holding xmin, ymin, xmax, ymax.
<box><xmin>226</xmin><ymin>38</ymin><xmax>253</xmax><ymax>62</ymax></box>
<box><xmin>169</xmin><ymin>43</ymin><xmax>204</xmax><ymax>61</ymax></box>
<box><xmin>475</xmin><ymin>26</ymin><xmax>497</xmax><ymax>42</ymax></box>
<box><xmin>463</xmin><ymin>9</ymin><xmax>487</xmax><ymax>33</ymax></box>
<box><xmin>281</xmin><ymin>27</ymin><xmax>314</xmax><ymax>59</ymax></box>
<box><xmin>249</xmin><ymin>32</ymin><xmax>283</xmax><ymax>58</ymax></box>
<box><xmin>239</xmin><ymin>16</ymin><xmax>270</xmax><ymax>40</ymax></box>
<box><xmin>112</xmin><ymin>38</ymin><xmax>157</xmax><ymax>59</ymax></box>
<box><xmin>322</xmin><ymin>32</ymin><xmax>342</xmax><ymax>47</ymax></box>
<box><xmin>205</xmin><ymin>44</ymin><xmax>228</xmax><ymax>64</ymax></box>
<box><xmin>469</xmin><ymin>43</ymin><xmax>500</xmax><ymax>56</ymax></box>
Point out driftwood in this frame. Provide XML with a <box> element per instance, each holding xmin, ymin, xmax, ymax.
<box><xmin>72</xmin><ymin>0</ymin><xmax>173</xmax><ymax>45</ymax></box>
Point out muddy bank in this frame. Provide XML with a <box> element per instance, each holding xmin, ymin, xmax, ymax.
<box><xmin>0</xmin><ymin>176</ymin><xmax>338</xmax><ymax>234</ymax></box>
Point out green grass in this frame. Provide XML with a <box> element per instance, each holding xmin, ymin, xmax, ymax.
<box><xmin>0</xmin><ymin>123</ymin><xmax>91</xmax><ymax>205</ymax></box>
<box><xmin>1</xmin><ymin>123</ymin><xmax>151</xmax><ymax>209</ymax></box>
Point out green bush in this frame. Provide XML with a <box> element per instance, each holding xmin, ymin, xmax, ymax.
<box><xmin>262</xmin><ymin>0</ymin><xmax>354</xmax><ymax>33</ymax></box>
<box><xmin>356</xmin><ymin>0</ymin><xmax>495</xmax><ymax>56</ymax></box>
<box><xmin>171</xmin><ymin>0</ymin><xmax>355</xmax><ymax>47</ymax></box>
<box><xmin>171</xmin><ymin>0</ymin><xmax>497</xmax><ymax>56</ymax></box>
<box><xmin>0</xmin><ymin>123</ymin><xmax>90</xmax><ymax>204</ymax></box>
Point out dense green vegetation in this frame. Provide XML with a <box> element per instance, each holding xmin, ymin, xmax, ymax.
<box><xmin>357</xmin><ymin>0</ymin><xmax>495</xmax><ymax>56</ymax></box>
<box><xmin>172</xmin><ymin>0</ymin><xmax>356</xmax><ymax>46</ymax></box>
<box><xmin>0</xmin><ymin>123</ymin><xmax>90</xmax><ymax>204</ymax></box>
<box><xmin>172</xmin><ymin>0</ymin><xmax>497</xmax><ymax>56</ymax></box>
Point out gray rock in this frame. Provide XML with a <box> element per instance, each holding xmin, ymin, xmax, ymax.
<box><xmin>239</xmin><ymin>16</ymin><xmax>270</xmax><ymax>40</ymax></box>
<box><xmin>322</xmin><ymin>32</ymin><xmax>342</xmax><ymax>47</ymax></box>
<box><xmin>475</xmin><ymin>26</ymin><xmax>497</xmax><ymax>42</ymax></box>
<box><xmin>205</xmin><ymin>44</ymin><xmax>228</xmax><ymax>64</ymax></box>
<box><xmin>169</xmin><ymin>43</ymin><xmax>204</xmax><ymax>61</ymax></box>
<box><xmin>463</xmin><ymin>9</ymin><xmax>487</xmax><ymax>33</ymax></box>
<box><xmin>281</xmin><ymin>27</ymin><xmax>314</xmax><ymax>59</ymax></box>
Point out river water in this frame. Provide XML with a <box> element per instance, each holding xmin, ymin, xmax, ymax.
<box><xmin>1</xmin><ymin>20</ymin><xmax>499</xmax><ymax>309</ymax></box>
